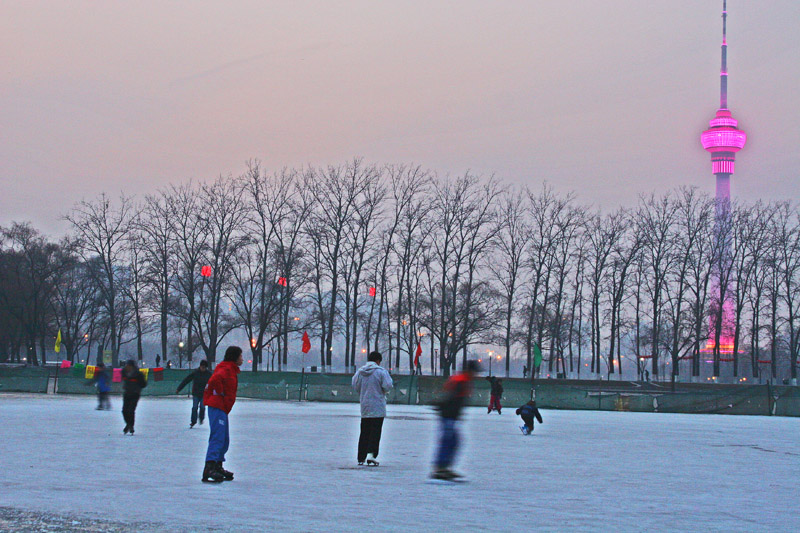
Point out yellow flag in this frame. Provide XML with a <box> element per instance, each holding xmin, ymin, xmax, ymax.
<box><xmin>85</xmin><ymin>365</ymin><xmax>95</xmax><ymax>379</ymax></box>
<box><xmin>55</xmin><ymin>329</ymin><xmax>62</xmax><ymax>354</ymax></box>
<box><xmin>140</xmin><ymin>368</ymin><xmax>149</xmax><ymax>381</ymax></box>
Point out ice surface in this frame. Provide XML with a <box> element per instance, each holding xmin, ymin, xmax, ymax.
<box><xmin>3</xmin><ymin>394</ymin><xmax>798</xmax><ymax>532</ymax></box>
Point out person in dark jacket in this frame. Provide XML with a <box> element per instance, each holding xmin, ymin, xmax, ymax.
<box><xmin>202</xmin><ymin>346</ymin><xmax>242</xmax><ymax>483</ymax></box>
<box><xmin>93</xmin><ymin>363</ymin><xmax>111</xmax><ymax>410</ymax></box>
<box><xmin>431</xmin><ymin>360</ymin><xmax>481</xmax><ymax>481</ymax></box>
<box><xmin>516</xmin><ymin>400</ymin><xmax>543</xmax><ymax>435</ymax></box>
<box><xmin>176</xmin><ymin>360</ymin><xmax>212</xmax><ymax>428</ymax></box>
<box><xmin>121</xmin><ymin>360</ymin><xmax>147</xmax><ymax>435</ymax></box>
<box><xmin>486</xmin><ymin>376</ymin><xmax>503</xmax><ymax>414</ymax></box>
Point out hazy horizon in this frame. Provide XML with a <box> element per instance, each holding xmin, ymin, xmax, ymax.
<box><xmin>2</xmin><ymin>1</ymin><xmax>799</xmax><ymax>235</ymax></box>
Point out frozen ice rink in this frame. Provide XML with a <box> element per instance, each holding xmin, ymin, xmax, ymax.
<box><xmin>3</xmin><ymin>394</ymin><xmax>799</xmax><ymax>532</ymax></box>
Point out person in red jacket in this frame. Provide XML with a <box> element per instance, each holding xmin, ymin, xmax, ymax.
<box><xmin>202</xmin><ymin>346</ymin><xmax>242</xmax><ymax>483</ymax></box>
<box><xmin>431</xmin><ymin>360</ymin><xmax>481</xmax><ymax>481</ymax></box>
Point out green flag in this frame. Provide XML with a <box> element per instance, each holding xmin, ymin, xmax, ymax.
<box><xmin>533</xmin><ymin>344</ymin><xmax>542</xmax><ymax>369</ymax></box>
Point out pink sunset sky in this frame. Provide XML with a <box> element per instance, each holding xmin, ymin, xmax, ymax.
<box><xmin>1</xmin><ymin>0</ymin><xmax>798</xmax><ymax>234</ymax></box>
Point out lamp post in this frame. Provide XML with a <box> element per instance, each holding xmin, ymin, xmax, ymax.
<box><xmin>178</xmin><ymin>341</ymin><xmax>185</xmax><ymax>369</ymax></box>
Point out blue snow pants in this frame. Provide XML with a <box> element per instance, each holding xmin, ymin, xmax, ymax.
<box><xmin>205</xmin><ymin>406</ymin><xmax>230</xmax><ymax>463</ymax></box>
<box><xmin>191</xmin><ymin>395</ymin><xmax>205</xmax><ymax>426</ymax></box>
<box><xmin>435</xmin><ymin>417</ymin><xmax>459</xmax><ymax>469</ymax></box>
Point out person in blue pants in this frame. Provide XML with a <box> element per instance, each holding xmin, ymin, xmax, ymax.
<box><xmin>202</xmin><ymin>347</ymin><xmax>242</xmax><ymax>483</ymax></box>
<box><xmin>431</xmin><ymin>360</ymin><xmax>481</xmax><ymax>481</ymax></box>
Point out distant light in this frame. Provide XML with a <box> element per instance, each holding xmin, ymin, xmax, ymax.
<box><xmin>361</xmin><ymin>349</ymin><xmax>367</xmax><ymax>353</ymax></box>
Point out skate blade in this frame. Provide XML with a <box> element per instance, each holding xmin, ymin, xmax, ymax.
<box><xmin>426</xmin><ymin>478</ymin><xmax>467</xmax><ymax>485</ymax></box>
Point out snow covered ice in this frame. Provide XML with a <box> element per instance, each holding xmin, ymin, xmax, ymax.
<box><xmin>3</xmin><ymin>394</ymin><xmax>799</xmax><ymax>532</ymax></box>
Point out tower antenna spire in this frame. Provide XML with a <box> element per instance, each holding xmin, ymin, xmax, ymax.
<box><xmin>720</xmin><ymin>0</ymin><xmax>728</xmax><ymax>109</ymax></box>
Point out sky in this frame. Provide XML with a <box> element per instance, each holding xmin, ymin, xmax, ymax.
<box><xmin>2</xmin><ymin>1</ymin><xmax>799</xmax><ymax>235</ymax></box>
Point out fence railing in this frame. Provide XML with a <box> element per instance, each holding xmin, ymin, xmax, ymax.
<box><xmin>1</xmin><ymin>366</ymin><xmax>798</xmax><ymax>417</ymax></box>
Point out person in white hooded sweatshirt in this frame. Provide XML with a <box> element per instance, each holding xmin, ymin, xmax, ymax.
<box><xmin>351</xmin><ymin>351</ymin><xmax>394</xmax><ymax>466</ymax></box>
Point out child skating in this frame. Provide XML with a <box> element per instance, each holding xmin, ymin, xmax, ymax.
<box><xmin>91</xmin><ymin>363</ymin><xmax>111</xmax><ymax>410</ymax></box>
<box><xmin>176</xmin><ymin>359</ymin><xmax>212</xmax><ymax>428</ymax></box>
<box><xmin>516</xmin><ymin>400</ymin><xmax>543</xmax><ymax>435</ymax></box>
<box><xmin>121</xmin><ymin>360</ymin><xmax>147</xmax><ymax>435</ymax></box>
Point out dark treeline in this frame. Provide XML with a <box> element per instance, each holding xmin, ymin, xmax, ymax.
<box><xmin>1</xmin><ymin>159</ymin><xmax>798</xmax><ymax>381</ymax></box>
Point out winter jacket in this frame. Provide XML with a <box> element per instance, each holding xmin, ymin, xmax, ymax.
<box><xmin>122</xmin><ymin>368</ymin><xmax>147</xmax><ymax>396</ymax></box>
<box><xmin>516</xmin><ymin>403</ymin><xmax>543</xmax><ymax>424</ymax></box>
<box><xmin>203</xmin><ymin>361</ymin><xmax>240</xmax><ymax>414</ymax></box>
<box><xmin>176</xmin><ymin>368</ymin><xmax>212</xmax><ymax>397</ymax></box>
<box><xmin>436</xmin><ymin>372</ymin><xmax>474</xmax><ymax>420</ymax></box>
<box><xmin>351</xmin><ymin>361</ymin><xmax>394</xmax><ymax>418</ymax></box>
<box><xmin>488</xmin><ymin>377</ymin><xmax>503</xmax><ymax>396</ymax></box>
<box><xmin>93</xmin><ymin>369</ymin><xmax>111</xmax><ymax>393</ymax></box>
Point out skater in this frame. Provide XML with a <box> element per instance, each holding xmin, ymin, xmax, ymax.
<box><xmin>523</xmin><ymin>365</ymin><xmax>528</xmax><ymax>378</ymax></box>
<box><xmin>516</xmin><ymin>400</ymin><xmax>543</xmax><ymax>435</ymax></box>
<box><xmin>352</xmin><ymin>350</ymin><xmax>393</xmax><ymax>466</ymax></box>
<box><xmin>202</xmin><ymin>346</ymin><xmax>242</xmax><ymax>483</ymax></box>
<box><xmin>431</xmin><ymin>360</ymin><xmax>481</xmax><ymax>481</ymax></box>
<box><xmin>486</xmin><ymin>376</ymin><xmax>503</xmax><ymax>414</ymax></box>
<box><xmin>92</xmin><ymin>363</ymin><xmax>111</xmax><ymax>410</ymax></box>
<box><xmin>121</xmin><ymin>360</ymin><xmax>147</xmax><ymax>435</ymax></box>
<box><xmin>176</xmin><ymin>360</ymin><xmax>212</xmax><ymax>428</ymax></box>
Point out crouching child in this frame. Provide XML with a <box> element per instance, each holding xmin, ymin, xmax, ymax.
<box><xmin>516</xmin><ymin>400</ymin><xmax>543</xmax><ymax>435</ymax></box>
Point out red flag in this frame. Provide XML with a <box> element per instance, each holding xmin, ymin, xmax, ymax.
<box><xmin>301</xmin><ymin>331</ymin><xmax>311</xmax><ymax>354</ymax></box>
<box><xmin>414</xmin><ymin>342</ymin><xmax>422</xmax><ymax>366</ymax></box>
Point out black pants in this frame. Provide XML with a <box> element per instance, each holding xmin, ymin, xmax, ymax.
<box><xmin>122</xmin><ymin>394</ymin><xmax>140</xmax><ymax>429</ymax></box>
<box><xmin>97</xmin><ymin>391</ymin><xmax>111</xmax><ymax>410</ymax></box>
<box><xmin>357</xmin><ymin>417</ymin><xmax>384</xmax><ymax>463</ymax></box>
<box><xmin>521</xmin><ymin>414</ymin><xmax>534</xmax><ymax>432</ymax></box>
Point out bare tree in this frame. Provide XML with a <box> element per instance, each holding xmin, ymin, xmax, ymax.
<box><xmin>638</xmin><ymin>193</ymin><xmax>678</xmax><ymax>378</ymax></box>
<box><xmin>193</xmin><ymin>177</ymin><xmax>248</xmax><ymax>362</ymax></box>
<box><xmin>66</xmin><ymin>194</ymin><xmax>132</xmax><ymax>366</ymax></box>
<box><xmin>488</xmin><ymin>188</ymin><xmax>529</xmax><ymax>376</ymax></box>
<box><xmin>140</xmin><ymin>191</ymin><xmax>174</xmax><ymax>366</ymax></box>
<box><xmin>309</xmin><ymin>159</ymin><xmax>377</xmax><ymax>369</ymax></box>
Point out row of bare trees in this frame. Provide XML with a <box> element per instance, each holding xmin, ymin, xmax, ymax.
<box><xmin>1</xmin><ymin>160</ymin><xmax>798</xmax><ymax>380</ymax></box>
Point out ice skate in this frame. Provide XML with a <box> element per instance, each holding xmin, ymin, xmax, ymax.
<box><xmin>123</xmin><ymin>425</ymin><xmax>130</xmax><ymax>434</ymax></box>
<box><xmin>190</xmin><ymin>422</ymin><xmax>195</xmax><ymax>428</ymax></box>
<box><xmin>216</xmin><ymin>462</ymin><xmax>234</xmax><ymax>480</ymax></box>
<box><xmin>365</xmin><ymin>453</ymin><xmax>379</xmax><ymax>466</ymax></box>
<box><xmin>202</xmin><ymin>461</ymin><xmax>224</xmax><ymax>483</ymax></box>
<box><xmin>519</xmin><ymin>425</ymin><xmax>529</xmax><ymax>435</ymax></box>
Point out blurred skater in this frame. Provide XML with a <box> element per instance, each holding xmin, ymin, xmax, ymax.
<box><xmin>516</xmin><ymin>400</ymin><xmax>543</xmax><ymax>435</ymax></box>
<box><xmin>176</xmin><ymin>360</ymin><xmax>212</xmax><ymax>428</ymax></box>
<box><xmin>431</xmin><ymin>360</ymin><xmax>481</xmax><ymax>481</ymax></box>
<box><xmin>202</xmin><ymin>346</ymin><xmax>242</xmax><ymax>483</ymax></box>
<box><xmin>486</xmin><ymin>376</ymin><xmax>503</xmax><ymax>414</ymax></box>
<box><xmin>121</xmin><ymin>360</ymin><xmax>147</xmax><ymax>435</ymax></box>
<box><xmin>352</xmin><ymin>351</ymin><xmax>393</xmax><ymax>466</ymax></box>
<box><xmin>92</xmin><ymin>363</ymin><xmax>111</xmax><ymax>410</ymax></box>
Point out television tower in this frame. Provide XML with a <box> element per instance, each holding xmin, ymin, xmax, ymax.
<box><xmin>700</xmin><ymin>1</ymin><xmax>746</xmax><ymax>363</ymax></box>
<box><xmin>701</xmin><ymin>0</ymin><xmax>746</xmax><ymax>201</ymax></box>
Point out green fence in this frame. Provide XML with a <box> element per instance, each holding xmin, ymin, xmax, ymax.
<box><xmin>1</xmin><ymin>366</ymin><xmax>798</xmax><ymax>416</ymax></box>
<box><xmin>0</xmin><ymin>366</ymin><xmax>49</xmax><ymax>393</ymax></box>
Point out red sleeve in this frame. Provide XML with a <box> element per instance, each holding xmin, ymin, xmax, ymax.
<box><xmin>223</xmin><ymin>367</ymin><xmax>237</xmax><ymax>413</ymax></box>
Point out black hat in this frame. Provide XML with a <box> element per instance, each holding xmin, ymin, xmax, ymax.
<box><xmin>465</xmin><ymin>360</ymin><xmax>482</xmax><ymax>374</ymax></box>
